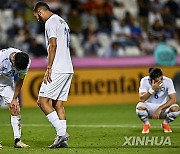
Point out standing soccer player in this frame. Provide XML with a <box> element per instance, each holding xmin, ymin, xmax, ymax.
<box><xmin>33</xmin><ymin>2</ymin><xmax>74</xmax><ymax>148</ymax></box>
<box><xmin>0</xmin><ymin>47</ymin><xmax>30</xmax><ymax>148</ymax></box>
<box><xmin>136</xmin><ymin>68</ymin><xmax>180</xmax><ymax>134</ymax></box>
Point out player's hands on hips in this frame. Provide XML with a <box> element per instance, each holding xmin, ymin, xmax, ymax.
<box><xmin>44</xmin><ymin>67</ymin><xmax>52</xmax><ymax>84</ymax></box>
<box><xmin>152</xmin><ymin>107</ymin><xmax>162</xmax><ymax>119</ymax></box>
<box><xmin>152</xmin><ymin>80</ymin><xmax>162</xmax><ymax>91</ymax></box>
<box><xmin>8</xmin><ymin>98</ymin><xmax>20</xmax><ymax>115</ymax></box>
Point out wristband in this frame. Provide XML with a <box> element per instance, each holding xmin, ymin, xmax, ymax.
<box><xmin>148</xmin><ymin>88</ymin><xmax>155</xmax><ymax>94</ymax></box>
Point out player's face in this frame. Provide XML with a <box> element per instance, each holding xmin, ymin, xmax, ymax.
<box><xmin>34</xmin><ymin>10</ymin><xmax>45</xmax><ymax>23</ymax></box>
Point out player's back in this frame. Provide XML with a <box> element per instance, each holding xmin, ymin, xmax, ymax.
<box><xmin>45</xmin><ymin>14</ymin><xmax>73</xmax><ymax>74</ymax></box>
<box><xmin>0</xmin><ymin>48</ymin><xmax>22</xmax><ymax>86</ymax></box>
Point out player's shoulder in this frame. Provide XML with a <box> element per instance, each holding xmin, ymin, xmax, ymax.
<box><xmin>46</xmin><ymin>14</ymin><xmax>66</xmax><ymax>26</ymax></box>
<box><xmin>0</xmin><ymin>47</ymin><xmax>20</xmax><ymax>56</ymax></box>
<box><xmin>163</xmin><ymin>76</ymin><xmax>173</xmax><ymax>82</ymax></box>
<box><xmin>46</xmin><ymin>14</ymin><xmax>61</xmax><ymax>24</ymax></box>
<box><xmin>140</xmin><ymin>76</ymin><xmax>149</xmax><ymax>82</ymax></box>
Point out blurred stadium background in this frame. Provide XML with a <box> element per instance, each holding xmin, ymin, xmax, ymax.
<box><xmin>1</xmin><ymin>0</ymin><xmax>180</xmax><ymax>153</ymax></box>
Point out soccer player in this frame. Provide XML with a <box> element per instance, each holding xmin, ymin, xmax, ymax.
<box><xmin>0</xmin><ymin>47</ymin><xmax>30</xmax><ymax>148</ymax></box>
<box><xmin>136</xmin><ymin>68</ymin><xmax>180</xmax><ymax>134</ymax></box>
<box><xmin>33</xmin><ymin>2</ymin><xmax>74</xmax><ymax>148</ymax></box>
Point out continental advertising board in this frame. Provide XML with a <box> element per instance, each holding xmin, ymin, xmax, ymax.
<box><xmin>21</xmin><ymin>66</ymin><xmax>180</xmax><ymax>107</ymax></box>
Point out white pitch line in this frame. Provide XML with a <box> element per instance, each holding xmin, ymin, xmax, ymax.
<box><xmin>0</xmin><ymin>124</ymin><xmax>180</xmax><ymax>128</ymax></box>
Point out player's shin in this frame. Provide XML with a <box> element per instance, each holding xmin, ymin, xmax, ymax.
<box><xmin>163</xmin><ymin>111</ymin><xmax>180</xmax><ymax>123</ymax></box>
<box><xmin>136</xmin><ymin>109</ymin><xmax>149</xmax><ymax>124</ymax></box>
<box><xmin>11</xmin><ymin>115</ymin><xmax>21</xmax><ymax>140</ymax></box>
<box><xmin>46</xmin><ymin>111</ymin><xmax>65</xmax><ymax>136</ymax></box>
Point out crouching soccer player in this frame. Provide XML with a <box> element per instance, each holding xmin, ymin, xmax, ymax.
<box><xmin>136</xmin><ymin>68</ymin><xmax>180</xmax><ymax>134</ymax></box>
<box><xmin>0</xmin><ymin>48</ymin><xmax>31</xmax><ymax>148</ymax></box>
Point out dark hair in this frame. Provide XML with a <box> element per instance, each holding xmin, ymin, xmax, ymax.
<box><xmin>33</xmin><ymin>2</ymin><xmax>51</xmax><ymax>12</ymax></box>
<box><xmin>149</xmin><ymin>68</ymin><xmax>163</xmax><ymax>80</ymax></box>
<box><xmin>14</xmin><ymin>52</ymin><xmax>29</xmax><ymax>70</ymax></box>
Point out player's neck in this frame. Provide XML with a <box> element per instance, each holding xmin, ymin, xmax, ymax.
<box><xmin>45</xmin><ymin>12</ymin><xmax>54</xmax><ymax>21</ymax></box>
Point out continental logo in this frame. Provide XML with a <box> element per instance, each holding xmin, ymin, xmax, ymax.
<box><xmin>70</xmin><ymin>73</ymin><xmax>144</xmax><ymax>95</ymax></box>
<box><xmin>29</xmin><ymin>73</ymin><xmax>144</xmax><ymax>100</ymax></box>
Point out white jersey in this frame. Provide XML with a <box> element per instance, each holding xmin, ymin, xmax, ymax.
<box><xmin>139</xmin><ymin>76</ymin><xmax>176</xmax><ymax>104</ymax></box>
<box><xmin>45</xmin><ymin>14</ymin><xmax>74</xmax><ymax>73</ymax></box>
<box><xmin>0</xmin><ymin>48</ymin><xmax>30</xmax><ymax>86</ymax></box>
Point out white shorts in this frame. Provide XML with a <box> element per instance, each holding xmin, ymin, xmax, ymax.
<box><xmin>0</xmin><ymin>85</ymin><xmax>14</xmax><ymax>107</ymax></box>
<box><xmin>136</xmin><ymin>102</ymin><xmax>179</xmax><ymax>119</ymax></box>
<box><xmin>38</xmin><ymin>73</ymin><xmax>73</xmax><ymax>101</ymax></box>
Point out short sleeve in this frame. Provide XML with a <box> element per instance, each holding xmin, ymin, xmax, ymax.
<box><xmin>167</xmin><ymin>79</ymin><xmax>176</xmax><ymax>94</ymax></box>
<box><xmin>139</xmin><ymin>78</ymin><xmax>148</xmax><ymax>93</ymax></box>
<box><xmin>45</xmin><ymin>19</ymin><xmax>57</xmax><ymax>39</ymax></box>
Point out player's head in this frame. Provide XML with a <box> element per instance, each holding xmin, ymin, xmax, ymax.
<box><xmin>14</xmin><ymin>52</ymin><xmax>30</xmax><ymax>70</ymax></box>
<box><xmin>149</xmin><ymin>67</ymin><xmax>163</xmax><ymax>82</ymax></box>
<box><xmin>33</xmin><ymin>2</ymin><xmax>51</xmax><ymax>23</ymax></box>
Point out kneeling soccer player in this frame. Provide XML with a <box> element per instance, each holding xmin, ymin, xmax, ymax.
<box><xmin>136</xmin><ymin>68</ymin><xmax>180</xmax><ymax>134</ymax></box>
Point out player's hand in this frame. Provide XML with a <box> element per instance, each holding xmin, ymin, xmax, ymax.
<box><xmin>8</xmin><ymin>98</ymin><xmax>20</xmax><ymax>115</ymax></box>
<box><xmin>44</xmin><ymin>67</ymin><xmax>52</xmax><ymax>84</ymax></box>
<box><xmin>151</xmin><ymin>80</ymin><xmax>162</xmax><ymax>91</ymax></box>
<box><xmin>152</xmin><ymin>108</ymin><xmax>162</xmax><ymax>120</ymax></box>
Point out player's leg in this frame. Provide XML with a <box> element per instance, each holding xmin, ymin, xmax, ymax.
<box><xmin>49</xmin><ymin>74</ymin><xmax>72</xmax><ymax>148</ymax></box>
<box><xmin>52</xmin><ymin>100</ymin><xmax>69</xmax><ymax>148</ymax></box>
<box><xmin>161</xmin><ymin>104</ymin><xmax>180</xmax><ymax>132</ymax></box>
<box><xmin>37</xmin><ymin>96</ymin><xmax>64</xmax><ymax>135</ymax></box>
<box><xmin>52</xmin><ymin>100</ymin><xmax>66</xmax><ymax>131</ymax></box>
<box><xmin>136</xmin><ymin>102</ymin><xmax>150</xmax><ymax>134</ymax></box>
<box><xmin>37</xmin><ymin>96</ymin><xmax>68</xmax><ymax>148</ymax></box>
<box><xmin>2</xmin><ymin>85</ymin><xmax>29</xmax><ymax>148</ymax></box>
<box><xmin>9</xmin><ymin>103</ymin><xmax>29</xmax><ymax>148</ymax></box>
<box><xmin>136</xmin><ymin>103</ymin><xmax>149</xmax><ymax>124</ymax></box>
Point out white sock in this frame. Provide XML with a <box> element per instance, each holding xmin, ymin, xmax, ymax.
<box><xmin>60</xmin><ymin>120</ymin><xmax>67</xmax><ymax>134</ymax></box>
<box><xmin>163</xmin><ymin>119</ymin><xmax>168</xmax><ymax>124</ymax></box>
<box><xmin>11</xmin><ymin>115</ymin><xmax>21</xmax><ymax>139</ymax></box>
<box><xmin>136</xmin><ymin>109</ymin><xmax>149</xmax><ymax>124</ymax></box>
<box><xmin>46</xmin><ymin>111</ymin><xmax>65</xmax><ymax>136</ymax></box>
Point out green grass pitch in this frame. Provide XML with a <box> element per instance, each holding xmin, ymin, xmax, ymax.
<box><xmin>0</xmin><ymin>104</ymin><xmax>180</xmax><ymax>154</ymax></box>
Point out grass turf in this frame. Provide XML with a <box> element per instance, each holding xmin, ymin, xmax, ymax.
<box><xmin>0</xmin><ymin>104</ymin><xmax>180</xmax><ymax>153</ymax></box>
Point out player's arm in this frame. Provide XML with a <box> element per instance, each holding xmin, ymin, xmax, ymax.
<box><xmin>13</xmin><ymin>77</ymin><xmax>24</xmax><ymax>100</ymax></box>
<box><xmin>152</xmin><ymin>93</ymin><xmax>176</xmax><ymax>119</ymax></box>
<box><xmin>48</xmin><ymin>37</ymin><xmax>57</xmax><ymax>69</ymax></box>
<box><xmin>44</xmin><ymin>37</ymin><xmax>57</xmax><ymax>84</ymax></box>
<box><xmin>159</xmin><ymin>93</ymin><xmax>176</xmax><ymax>110</ymax></box>
<box><xmin>139</xmin><ymin>79</ymin><xmax>162</xmax><ymax>102</ymax></box>
<box><xmin>153</xmin><ymin>79</ymin><xmax>176</xmax><ymax>119</ymax></box>
<box><xmin>139</xmin><ymin>92</ymin><xmax>152</xmax><ymax>102</ymax></box>
<box><xmin>9</xmin><ymin>77</ymin><xmax>24</xmax><ymax>115</ymax></box>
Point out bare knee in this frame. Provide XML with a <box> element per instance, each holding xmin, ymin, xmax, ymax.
<box><xmin>137</xmin><ymin>106</ymin><xmax>146</xmax><ymax>110</ymax></box>
<box><xmin>37</xmin><ymin>97</ymin><xmax>49</xmax><ymax>108</ymax></box>
<box><xmin>9</xmin><ymin>105</ymin><xmax>20</xmax><ymax>116</ymax></box>
<box><xmin>170</xmin><ymin>106</ymin><xmax>179</xmax><ymax>112</ymax></box>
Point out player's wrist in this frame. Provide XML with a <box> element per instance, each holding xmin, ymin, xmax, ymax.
<box><xmin>47</xmin><ymin>66</ymin><xmax>52</xmax><ymax>70</ymax></box>
<box><xmin>148</xmin><ymin>88</ymin><xmax>155</xmax><ymax>95</ymax></box>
